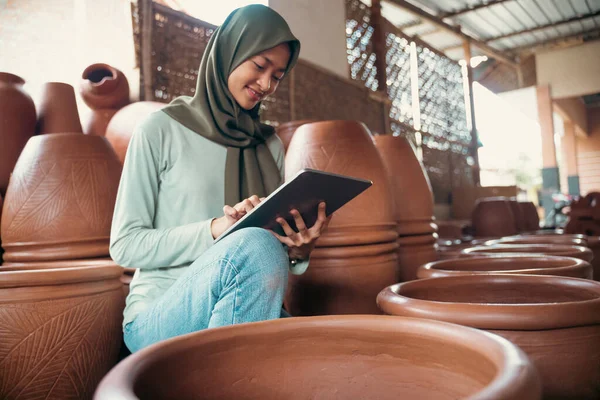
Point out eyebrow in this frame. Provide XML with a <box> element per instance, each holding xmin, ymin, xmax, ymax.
<box><xmin>259</xmin><ymin>55</ymin><xmax>286</xmax><ymax>73</ymax></box>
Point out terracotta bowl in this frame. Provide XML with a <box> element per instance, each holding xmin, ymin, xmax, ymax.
<box><xmin>486</xmin><ymin>234</ymin><xmax>588</xmax><ymax>247</ymax></box>
<box><xmin>378</xmin><ymin>275</ymin><xmax>600</xmax><ymax>399</ymax></box>
<box><xmin>94</xmin><ymin>316</ymin><xmax>540</xmax><ymax>400</ymax></box>
<box><xmin>462</xmin><ymin>244</ymin><xmax>594</xmax><ymax>264</ymax></box>
<box><xmin>417</xmin><ymin>255</ymin><xmax>592</xmax><ymax>279</ymax></box>
<box><xmin>0</xmin><ymin>262</ymin><xmax>125</xmax><ymax>399</ymax></box>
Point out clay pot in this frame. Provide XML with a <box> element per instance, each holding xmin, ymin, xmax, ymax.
<box><xmin>83</xmin><ymin>108</ymin><xmax>119</xmax><ymax>136</ymax></box>
<box><xmin>436</xmin><ymin>219</ymin><xmax>471</xmax><ymax>239</ymax></box>
<box><xmin>373</xmin><ymin>134</ymin><xmax>434</xmax><ymax>232</ymax></box>
<box><xmin>283</xmin><ymin>121</ymin><xmax>398</xmax><ymax>315</ymax></box>
<box><xmin>36</xmin><ymin>82</ymin><xmax>83</xmax><ymax>134</ymax></box>
<box><xmin>0</xmin><ymin>72</ymin><xmax>36</xmax><ymax>197</ymax></box>
<box><xmin>377</xmin><ymin>275</ymin><xmax>600</xmax><ymax>399</ymax></box>
<box><xmin>519</xmin><ymin>201</ymin><xmax>540</xmax><ymax>231</ymax></box>
<box><xmin>1</xmin><ymin>133</ymin><xmax>122</xmax><ymax>262</ymax></box>
<box><xmin>507</xmin><ymin>198</ymin><xmax>524</xmax><ymax>232</ymax></box>
<box><xmin>286</xmin><ymin>250</ymin><xmax>398</xmax><ymax>315</ymax></box>
<box><xmin>275</xmin><ymin>120</ymin><xmax>315</xmax><ymax>152</ymax></box>
<box><xmin>397</xmin><ymin>233</ymin><xmax>438</xmax><ymax>281</ymax></box>
<box><xmin>472</xmin><ymin>197</ymin><xmax>518</xmax><ymax>237</ymax></box>
<box><xmin>436</xmin><ymin>237</ymin><xmax>498</xmax><ymax>260</ymax></box>
<box><xmin>79</xmin><ymin>63</ymin><xmax>130</xmax><ymax>110</ymax></box>
<box><xmin>94</xmin><ymin>315</ymin><xmax>541</xmax><ymax>400</ymax></box>
<box><xmin>462</xmin><ymin>244</ymin><xmax>594</xmax><ymax>264</ymax></box>
<box><xmin>105</xmin><ymin>101</ymin><xmax>165</xmax><ymax>163</ymax></box>
<box><xmin>0</xmin><ymin>262</ymin><xmax>125</xmax><ymax>399</ymax></box>
<box><xmin>417</xmin><ymin>255</ymin><xmax>592</xmax><ymax>279</ymax></box>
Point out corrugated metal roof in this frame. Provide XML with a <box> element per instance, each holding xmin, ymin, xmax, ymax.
<box><xmin>380</xmin><ymin>0</ymin><xmax>600</xmax><ymax>61</ymax></box>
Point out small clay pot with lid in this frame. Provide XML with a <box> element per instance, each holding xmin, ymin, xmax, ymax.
<box><xmin>1</xmin><ymin>133</ymin><xmax>122</xmax><ymax>262</ymax></box>
<box><xmin>462</xmin><ymin>243</ymin><xmax>594</xmax><ymax>265</ymax></box>
<box><xmin>377</xmin><ymin>274</ymin><xmax>600</xmax><ymax>399</ymax></box>
<box><xmin>417</xmin><ymin>255</ymin><xmax>592</xmax><ymax>279</ymax></box>
<box><xmin>0</xmin><ymin>262</ymin><xmax>125</xmax><ymax>399</ymax></box>
<box><xmin>94</xmin><ymin>315</ymin><xmax>541</xmax><ymax>400</ymax></box>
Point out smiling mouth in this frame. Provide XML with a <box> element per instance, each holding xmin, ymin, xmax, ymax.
<box><xmin>246</xmin><ymin>87</ymin><xmax>264</xmax><ymax>101</ymax></box>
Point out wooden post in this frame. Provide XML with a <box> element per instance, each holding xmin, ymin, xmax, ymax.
<box><xmin>536</xmin><ymin>84</ymin><xmax>560</xmax><ymax>216</ymax></box>
<box><xmin>140</xmin><ymin>0</ymin><xmax>154</xmax><ymax>101</ymax></box>
<box><xmin>562</xmin><ymin>120</ymin><xmax>580</xmax><ymax>195</ymax></box>
<box><xmin>463</xmin><ymin>39</ymin><xmax>480</xmax><ymax>185</ymax></box>
<box><xmin>370</xmin><ymin>0</ymin><xmax>388</xmax><ymax>94</ymax></box>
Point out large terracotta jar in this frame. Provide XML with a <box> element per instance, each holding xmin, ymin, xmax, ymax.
<box><xmin>94</xmin><ymin>316</ymin><xmax>541</xmax><ymax>400</ymax></box>
<box><xmin>0</xmin><ymin>72</ymin><xmax>36</xmax><ymax>197</ymax></box>
<box><xmin>519</xmin><ymin>201</ymin><xmax>540</xmax><ymax>231</ymax></box>
<box><xmin>275</xmin><ymin>120</ymin><xmax>315</xmax><ymax>153</ymax></box>
<box><xmin>417</xmin><ymin>255</ymin><xmax>592</xmax><ymax>279</ymax></box>
<box><xmin>472</xmin><ymin>197</ymin><xmax>518</xmax><ymax>237</ymax></box>
<box><xmin>1</xmin><ymin>133</ymin><xmax>122</xmax><ymax>262</ymax></box>
<box><xmin>377</xmin><ymin>275</ymin><xmax>600</xmax><ymax>399</ymax></box>
<box><xmin>105</xmin><ymin>101</ymin><xmax>165</xmax><ymax>163</ymax></box>
<box><xmin>283</xmin><ymin>121</ymin><xmax>398</xmax><ymax>315</ymax></box>
<box><xmin>507</xmin><ymin>197</ymin><xmax>524</xmax><ymax>232</ymax></box>
<box><xmin>0</xmin><ymin>262</ymin><xmax>124</xmax><ymax>400</ymax></box>
<box><xmin>79</xmin><ymin>63</ymin><xmax>130</xmax><ymax>136</ymax></box>
<box><xmin>462</xmin><ymin>243</ymin><xmax>594</xmax><ymax>264</ymax></box>
<box><xmin>36</xmin><ymin>82</ymin><xmax>83</xmax><ymax>134</ymax></box>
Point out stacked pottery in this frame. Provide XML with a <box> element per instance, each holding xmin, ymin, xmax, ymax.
<box><xmin>507</xmin><ymin>197</ymin><xmax>525</xmax><ymax>232</ymax></box>
<box><xmin>417</xmin><ymin>255</ymin><xmax>593</xmax><ymax>279</ymax></box>
<box><xmin>0</xmin><ymin>72</ymin><xmax>36</xmax><ymax>198</ymax></box>
<box><xmin>565</xmin><ymin>192</ymin><xmax>600</xmax><ymax>236</ymax></box>
<box><xmin>0</xmin><ymin>263</ymin><xmax>125</xmax><ymax>400</ymax></box>
<box><xmin>105</xmin><ymin>101</ymin><xmax>165</xmax><ymax>163</ymax></box>
<box><xmin>284</xmin><ymin>121</ymin><xmax>398</xmax><ymax>315</ymax></box>
<box><xmin>94</xmin><ymin>316</ymin><xmax>541</xmax><ymax>400</ymax></box>
<box><xmin>36</xmin><ymin>82</ymin><xmax>83</xmax><ymax>134</ymax></box>
<box><xmin>275</xmin><ymin>120</ymin><xmax>316</xmax><ymax>153</ymax></box>
<box><xmin>378</xmin><ymin>275</ymin><xmax>600</xmax><ymax>399</ymax></box>
<box><xmin>519</xmin><ymin>201</ymin><xmax>540</xmax><ymax>231</ymax></box>
<box><xmin>471</xmin><ymin>197</ymin><xmax>518</xmax><ymax>237</ymax></box>
<box><xmin>373</xmin><ymin>134</ymin><xmax>437</xmax><ymax>282</ymax></box>
<box><xmin>79</xmin><ymin>63</ymin><xmax>130</xmax><ymax>136</ymax></box>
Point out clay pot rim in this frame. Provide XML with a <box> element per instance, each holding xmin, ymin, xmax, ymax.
<box><xmin>462</xmin><ymin>244</ymin><xmax>593</xmax><ymax>261</ymax></box>
<box><xmin>277</xmin><ymin>119</ymin><xmax>318</xmax><ymax>128</ymax></box>
<box><xmin>0</xmin><ymin>263</ymin><xmax>123</xmax><ymax>288</ymax></box>
<box><xmin>485</xmin><ymin>237</ymin><xmax>588</xmax><ymax>247</ymax></box>
<box><xmin>0</xmin><ymin>72</ymin><xmax>25</xmax><ymax>85</ymax></box>
<box><xmin>2</xmin><ymin>236</ymin><xmax>110</xmax><ymax>247</ymax></box>
<box><xmin>325</xmin><ymin>222</ymin><xmax>398</xmax><ymax>231</ymax></box>
<box><xmin>418</xmin><ymin>255</ymin><xmax>591</xmax><ymax>278</ymax></box>
<box><xmin>1</xmin><ymin>258</ymin><xmax>116</xmax><ymax>269</ymax></box>
<box><xmin>397</xmin><ymin>234</ymin><xmax>437</xmax><ymax>245</ymax></box>
<box><xmin>378</xmin><ymin>274</ymin><xmax>600</xmax><ymax>330</ymax></box>
<box><xmin>94</xmin><ymin>315</ymin><xmax>538</xmax><ymax>400</ymax></box>
<box><xmin>313</xmin><ymin>241</ymin><xmax>398</xmax><ymax>258</ymax></box>
<box><xmin>81</xmin><ymin>63</ymin><xmax>118</xmax><ymax>85</ymax></box>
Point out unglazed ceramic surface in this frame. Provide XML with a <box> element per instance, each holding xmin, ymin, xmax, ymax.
<box><xmin>36</xmin><ymin>82</ymin><xmax>83</xmax><ymax>134</ymax></box>
<box><xmin>1</xmin><ymin>134</ymin><xmax>122</xmax><ymax>262</ymax></box>
<box><xmin>471</xmin><ymin>197</ymin><xmax>518</xmax><ymax>237</ymax></box>
<box><xmin>275</xmin><ymin>120</ymin><xmax>316</xmax><ymax>152</ymax></box>
<box><xmin>462</xmin><ymin>243</ymin><xmax>594</xmax><ymax>263</ymax></box>
<box><xmin>79</xmin><ymin>63</ymin><xmax>130</xmax><ymax>110</ymax></box>
<box><xmin>94</xmin><ymin>316</ymin><xmax>541</xmax><ymax>400</ymax></box>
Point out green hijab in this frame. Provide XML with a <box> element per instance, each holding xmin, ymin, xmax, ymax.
<box><xmin>162</xmin><ymin>4</ymin><xmax>300</xmax><ymax>205</ymax></box>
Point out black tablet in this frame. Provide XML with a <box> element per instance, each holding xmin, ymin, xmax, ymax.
<box><xmin>215</xmin><ymin>168</ymin><xmax>372</xmax><ymax>242</ymax></box>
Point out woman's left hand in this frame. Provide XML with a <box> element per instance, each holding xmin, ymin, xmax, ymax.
<box><xmin>271</xmin><ymin>202</ymin><xmax>331</xmax><ymax>262</ymax></box>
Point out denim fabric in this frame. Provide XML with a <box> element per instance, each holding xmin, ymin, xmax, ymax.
<box><xmin>123</xmin><ymin>227</ymin><xmax>289</xmax><ymax>353</ymax></box>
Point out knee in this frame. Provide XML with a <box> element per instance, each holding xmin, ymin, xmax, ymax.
<box><xmin>228</xmin><ymin>228</ymin><xmax>288</xmax><ymax>279</ymax></box>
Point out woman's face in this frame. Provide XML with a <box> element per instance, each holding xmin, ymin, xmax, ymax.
<box><xmin>227</xmin><ymin>43</ymin><xmax>291</xmax><ymax>110</ymax></box>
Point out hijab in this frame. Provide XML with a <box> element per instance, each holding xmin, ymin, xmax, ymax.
<box><xmin>162</xmin><ymin>4</ymin><xmax>300</xmax><ymax>205</ymax></box>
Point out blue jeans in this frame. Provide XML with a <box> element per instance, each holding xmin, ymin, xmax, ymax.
<box><xmin>123</xmin><ymin>227</ymin><xmax>289</xmax><ymax>353</ymax></box>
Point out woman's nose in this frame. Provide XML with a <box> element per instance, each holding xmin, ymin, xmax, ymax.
<box><xmin>257</xmin><ymin>74</ymin><xmax>271</xmax><ymax>93</ymax></box>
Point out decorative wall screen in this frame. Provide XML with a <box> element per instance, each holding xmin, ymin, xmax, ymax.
<box><xmin>345</xmin><ymin>0</ymin><xmax>473</xmax><ymax>202</ymax></box>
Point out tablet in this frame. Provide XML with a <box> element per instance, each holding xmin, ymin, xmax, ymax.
<box><xmin>215</xmin><ymin>168</ymin><xmax>372</xmax><ymax>242</ymax></box>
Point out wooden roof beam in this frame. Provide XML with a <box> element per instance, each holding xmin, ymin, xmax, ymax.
<box><xmin>440</xmin><ymin>0</ymin><xmax>512</xmax><ymax>19</ymax></box>
<box><xmin>384</xmin><ymin>0</ymin><xmax>517</xmax><ymax>66</ymax></box>
<box><xmin>507</xmin><ymin>27</ymin><xmax>600</xmax><ymax>53</ymax></box>
<box><xmin>486</xmin><ymin>10</ymin><xmax>600</xmax><ymax>42</ymax></box>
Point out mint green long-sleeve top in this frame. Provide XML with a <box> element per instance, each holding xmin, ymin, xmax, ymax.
<box><xmin>110</xmin><ymin>110</ymin><xmax>309</xmax><ymax>327</ymax></box>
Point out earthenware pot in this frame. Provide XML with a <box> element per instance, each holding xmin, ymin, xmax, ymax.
<box><xmin>93</xmin><ymin>315</ymin><xmax>541</xmax><ymax>400</ymax></box>
<box><xmin>417</xmin><ymin>255</ymin><xmax>592</xmax><ymax>279</ymax></box>
<box><xmin>105</xmin><ymin>101</ymin><xmax>165</xmax><ymax>163</ymax></box>
<box><xmin>0</xmin><ymin>262</ymin><xmax>124</xmax><ymax>399</ymax></box>
<box><xmin>315</xmin><ymin>223</ymin><xmax>398</xmax><ymax>247</ymax></box>
<box><xmin>275</xmin><ymin>120</ymin><xmax>315</xmax><ymax>152</ymax></box>
<box><xmin>1</xmin><ymin>133</ymin><xmax>122</xmax><ymax>262</ymax></box>
<box><xmin>472</xmin><ymin>197</ymin><xmax>518</xmax><ymax>237</ymax></box>
<box><xmin>82</xmin><ymin>108</ymin><xmax>119</xmax><ymax>136</ymax></box>
<box><xmin>79</xmin><ymin>63</ymin><xmax>130</xmax><ymax>110</ymax></box>
<box><xmin>377</xmin><ymin>275</ymin><xmax>600</xmax><ymax>399</ymax></box>
<box><xmin>397</xmin><ymin>233</ymin><xmax>438</xmax><ymax>281</ymax></box>
<box><xmin>519</xmin><ymin>201</ymin><xmax>540</xmax><ymax>231</ymax></box>
<box><xmin>507</xmin><ymin>198</ymin><xmax>525</xmax><ymax>232</ymax></box>
<box><xmin>36</xmin><ymin>82</ymin><xmax>83</xmax><ymax>134</ymax></box>
<box><xmin>462</xmin><ymin>244</ymin><xmax>594</xmax><ymax>264</ymax></box>
<box><xmin>0</xmin><ymin>72</ymin><xmax>36</xmax><ymax>197</ymax></box>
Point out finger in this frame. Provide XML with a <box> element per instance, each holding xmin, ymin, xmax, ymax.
<box><xmin>268</xmin><ymin>230</ymin><xmax>295</xmax><ymax>247</ymax></box>
<box><xmin>223</xmin><ymin>205</ymin><xmax>239</xmax><ymax>219</ymax></box>
<box><xmin>235</xmin><ymin>199</ymin><xmax>254</xmax><ymax>214</ymax></box>
<box><xmin>290</xmin><ymin>209</ymin><xmax>307</xmax><ymax>232</ymax></box>
<box><xmin>248</xmin><ymin>195</ymin><xmax>261</xmax><ymax>207</ymax></box>
<box><xmin>310</xmin><ymin>202</ymin><xmax>328</xmax><ymax>232</ymax></box>
<box><xmin>276</xmin><ymin>217</ymin><xmax>297</xmax><ymax>237</ymax></box>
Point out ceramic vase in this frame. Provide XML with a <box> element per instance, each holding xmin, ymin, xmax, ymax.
<box><xmin>36</xmin><ymin>82</ymin><xmax>83</xmax><ymax>134</ymax></box>
<box><xmin>275</xmin><ymin>120</ymin><xmax>315</xmax><ymax>153</ymax></box>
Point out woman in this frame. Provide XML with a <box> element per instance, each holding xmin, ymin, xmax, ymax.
<box><xmin>110</xmin><ymin>4</ymin><xmax>329</xmax><ymax>353</ymax></box>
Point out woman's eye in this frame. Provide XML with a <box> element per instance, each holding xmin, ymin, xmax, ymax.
<box><xmin>273</xmin><ymin>75</ymin><xmax>283</xmax><ymax>82</ymax></box>
<box><xmin>253</xmin><ymin>62</ymin><xmax>265</xmax><ymax>70</ymax></box>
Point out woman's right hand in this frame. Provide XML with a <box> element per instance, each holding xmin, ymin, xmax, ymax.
<box><xmin>211</xmin><ymin>195</ymin><xmax>263</xmax><ymax>239</ymax></box>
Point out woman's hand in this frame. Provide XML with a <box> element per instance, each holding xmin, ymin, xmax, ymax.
<box><xmin>271</xmin><ymin>202</ymin><xmax>331</xmax><ymax>262</ymax></box>
<box><xmin>211</xmin><ymin>195</ymin><xmax>263</xmax><ymax>239</ymax></box>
